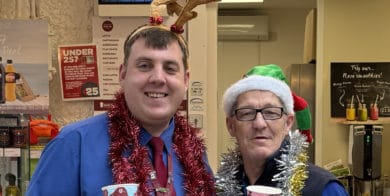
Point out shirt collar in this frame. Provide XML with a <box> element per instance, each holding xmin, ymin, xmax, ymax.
<box><xmin>140</xmin><ymin>118</ymin><xmax>175</xmax><ymax>154</ymax></box>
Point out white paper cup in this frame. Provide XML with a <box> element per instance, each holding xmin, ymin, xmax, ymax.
<box><xmin>247</xmin><ymin>185</ymin><xmax>282</xmax><ymax>196</ymax></box>
<box><xmin>101</xmin><ymin>183</ymin><xmax>139</xmax><ymax>196</ymax></box>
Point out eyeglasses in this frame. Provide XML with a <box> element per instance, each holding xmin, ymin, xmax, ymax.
<box><xmin>234</xmin><ymin>107</ymin><xmax>284</xmax><ymax>121</ymax></box>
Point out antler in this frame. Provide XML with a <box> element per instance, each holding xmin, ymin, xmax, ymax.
<box><xmin>150</xmin><ymin>0</ymin><xmax>178</xmax><ymax>25</ymax></box>
<box><xmin>171</xmin><ymin>0</ymin><xmax>221</xmax><ymax>33</ymax></box>
<box><xmin>166</xmin><ymin>2</ymin><xmax>185</xmax><ymax>16</ymax></box>
<box><xmin>149</xmin><ymin>0</ymin><xmax>220</xmax><ymax>34</ymax></box>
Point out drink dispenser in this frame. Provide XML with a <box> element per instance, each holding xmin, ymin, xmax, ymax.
<box><xmin>352</xmin><ymin>125</ymin><xmax>383</xmax><ymax>195</ymax></box>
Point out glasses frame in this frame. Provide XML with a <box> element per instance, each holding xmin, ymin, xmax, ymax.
<box><xmin>234</xmin><ymin>107</ymin><xmax>285</xmax><ymax>121</ymax></box>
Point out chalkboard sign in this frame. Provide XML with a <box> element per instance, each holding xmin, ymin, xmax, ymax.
<box><xmin>331</xmin><ymin>62</ymin><xmax>390</xmax><ymax>117</ymax></box>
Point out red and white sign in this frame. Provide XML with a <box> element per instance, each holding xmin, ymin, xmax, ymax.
<box><xmin>58</xmin><ymin>44</ymin><xmax>100</xmax><ymax>101</ymax></box>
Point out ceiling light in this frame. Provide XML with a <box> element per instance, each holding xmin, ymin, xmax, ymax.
<box><xmin>219</xmin><ymin>0</ymin><xmax>263</xmax><ymax>3</ymax></box>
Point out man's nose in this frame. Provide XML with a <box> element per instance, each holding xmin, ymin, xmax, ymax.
<box><xmin>252</xmin><ymin>112</ymin><xmax>267</xmax><ymax>127</ymax></box>
<box><xmin>149</xmin><ymin>67</ymin><xmax>166</xmax><ymax>83</ymax></box>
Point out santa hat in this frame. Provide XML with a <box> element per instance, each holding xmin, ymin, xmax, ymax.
<box><xmin>223</xmin><ymin>75</ymin><xmax>294</xmax><ymax>118</ymax></box>
<box><xmin>245</xmin><ymin>64</ymin><xmax>313</xmax><ymax>143</ymax></box>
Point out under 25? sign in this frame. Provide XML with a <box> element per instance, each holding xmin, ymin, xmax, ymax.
<box><xmin>58</xmin><ymin>44</ymin><xmax>100</xmax><ymax>101</ymax></box>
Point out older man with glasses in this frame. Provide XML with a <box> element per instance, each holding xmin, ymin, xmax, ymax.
<box><xmin>215</xmin><ymin>75</ymin><xmax>348</xmax><ymax>196</ymax></box>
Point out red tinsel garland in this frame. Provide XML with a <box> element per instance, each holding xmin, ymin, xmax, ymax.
<box><xmin>108</xmin><ymin>91</ymin><xmax>215</xmax><ymax>195</ymax></box>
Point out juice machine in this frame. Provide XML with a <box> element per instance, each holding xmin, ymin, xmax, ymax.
<box><xmin>352</xmin><ymin>125</ymin><xmax>383</xmax><ymax>195</ymax></box>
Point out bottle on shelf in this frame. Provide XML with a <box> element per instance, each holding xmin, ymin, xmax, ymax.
<box><xmin>358</xmin><ymin>103</ymin><xmax>368</xmax><ymax>121</ymax></box>
<box><xmin>5</xmin><ymin>60</ymin><xmax>17</xmax><ymax>102</ymax></box>
<box><xmin>370</xmin><ymin>103</ymin><xmax>379</xmax><ymax>120</ymax></box>
<box><xmin>346</xmin><ymin>103</ymin><xmax>356</xmax><ymax>121</ymax></box>
<box><xmin>12</xmin><ymin>114</ymin><xmax>28</xmax><ymax>148</ymax></box>
<box><xmin>0</xmin><ymin>127</ymin><xmax>11</xmax><ymax>148</ymax></box>
<box><xmin>0</xmin><ymin>57</ymin><xmax>5</xmax><ymax>103</ymax></box>
<box><xmin>5</xmin><ymin>173</ymin><xmax>20</xmax><ymax>196</ymax></box>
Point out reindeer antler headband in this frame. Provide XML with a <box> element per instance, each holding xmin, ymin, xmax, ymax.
<box><xmin>151</xmin><ymin>0</ymin><xmax>220</xmax><ymax>33</ymax></box>
<box><xmin>124</xmin><ymin>0</ymin><xmax>220</xmax><ymax>69</ymax></box>
<box><xmin>130</xmin><ymin>0</ymin><xmax>220</xmax><ymax>37</ymax></box>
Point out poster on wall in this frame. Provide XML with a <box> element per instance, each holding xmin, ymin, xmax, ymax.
<box><xmin>92</xmin><ymin>17</ymin><xmax>147</xmax><ymax>100</ymax></box>
<box><xmin>58</xmin><ymin>44</ymin><xmax>100</xmax><ymax>101</ymax></box>
<box><xmin>0</xmin><ymin>19</ymin><xmax>49</xmax><ymax>114</ymax></box>
<box><xmin>331</xmin><ymin>62</ymin><xmax>390</xmax><ymax>117</ymax></box>
<box><xmin>92</xmin><ymin>17</ymin><xmax>146</xmax><ymax>114</ymax></box>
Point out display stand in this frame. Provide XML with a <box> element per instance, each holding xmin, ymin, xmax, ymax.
<box><xmin>340</xmin><ymin>119</ymin><xmax>388</xmax><ymax>196</ymax></box>
<box><xmin>0</xmin><ymin>100</ymin><xmax>49</xmax><ymax>196</ymax></box>
<box><xmin>0</xmin><ymin>113</ymin><xmax>30</xmax><ymax>196</ymax></box>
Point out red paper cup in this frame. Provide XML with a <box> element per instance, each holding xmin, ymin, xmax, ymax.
<box><xmin>247</xmin><ymin>185</ymin><xmax>282</xmax><ymax>196</ymax></box>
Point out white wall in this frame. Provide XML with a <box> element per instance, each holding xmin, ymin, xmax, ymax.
<box><xmin>318</xmin><ymin>0</ymin><xmax>390</xmax><ymax>176</ymax></box>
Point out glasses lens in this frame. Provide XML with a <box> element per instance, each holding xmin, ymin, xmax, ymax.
<box><xmin>235</xmin><ymin>108</ymin><xmax>256</xmax><ymax>121</ymax></box>
<box><xmin>262</xmin><ymin>107</ymin><xmax>283</xmax><ymax>120</ymax></box>
<box><xmin>235</xmin><ymin>107</ymin><xmax>283</xmax><ymax>121</ymax></box>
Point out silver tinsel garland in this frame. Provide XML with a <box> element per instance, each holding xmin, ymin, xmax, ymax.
<box><xmin>215</xmin><ymin>148</ymin><xmax>243</xmax><ymax>196</ymax></box>
<box><xmin>272</xmin><ymin>130</ymin><xmax>309</xmax><ymax>196</ymax></box>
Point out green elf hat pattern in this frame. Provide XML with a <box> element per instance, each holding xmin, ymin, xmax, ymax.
<box><xmin>245</xmin><ymin>64</ymin><xmax>313</xmax><ymax>143</ymax></box>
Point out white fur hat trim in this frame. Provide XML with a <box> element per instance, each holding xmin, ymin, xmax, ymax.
<box><xmin>222</xmin><ymin>75</ymin><xmax>294</xmax><ymax>116</ymax></box>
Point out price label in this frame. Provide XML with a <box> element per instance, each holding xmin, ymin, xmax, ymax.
<box><xmin>81</xmin><ymin>82</ymin><xmax>100</xmax><ymax>97</ymax></box>
<box><xmin>30</xmin><ymin>149</ymin><xmax>43</xmax><ymax>159</ymax></box>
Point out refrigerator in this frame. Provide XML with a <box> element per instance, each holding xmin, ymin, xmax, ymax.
<box><xmin>290</xmin><ymin>63</ymin><xmax>316</xmax><ymax>163</ymax></box>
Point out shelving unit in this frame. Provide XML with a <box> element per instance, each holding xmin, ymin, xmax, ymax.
<box><xmin>0</xmin><ymin>97</ymin><xmax>49</xmax><ymax>194</ymax></box>
<box><xmin>0</xmin><ymin>112</ymin><xmax>39</xmax><ymax>196</ymax></box>
<box><xmin>0</xmin><ymin>105</ymin><xmax>48</xmax><ymax>196</ymax></box>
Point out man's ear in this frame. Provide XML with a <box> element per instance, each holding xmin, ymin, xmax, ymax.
<box><xmin>226</xmin><ymin>117</ymin><xmax>236</xmax><ymax>137</ymax></box>
<box><xmin>184</xmin><ymin>71</ymin><xmax>190</xmax><ymax>91</ymax></box>
<box><xmin>119</xmin><ymin>64</ymin><xmax>126</xmax><ymax>82</ymax></box>
<box><xmin>284</xmin><ymin>114</ymin><xmax>295</xmax><ymax>132</ymax></box>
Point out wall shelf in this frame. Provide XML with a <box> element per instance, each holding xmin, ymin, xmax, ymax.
<box><xmin>0</xmin><ymin>96</ymin><xmax>49</xmax><ymax>115</ymax></box>
<box><xmin>332</xmin><ymin>117</ymin><xmax>390</xmax><ymax>125</ymax></box>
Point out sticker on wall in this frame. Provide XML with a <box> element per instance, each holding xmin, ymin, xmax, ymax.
<box><xmin>190</xmin><ymin>98</ymin><xmax>204</xmax><ymax>111</ymax></box>
<box><xmin>189</xmin><ymin>114</ymin><xmax>203</xmax><ymax>129</ymax></box>
<box><xmin>191</xmin><ymin>81</ymin><xmax>203</xmax><ymax>97</ymax></box>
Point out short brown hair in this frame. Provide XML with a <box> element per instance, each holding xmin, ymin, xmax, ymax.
<box><xmin>123</xmin><ymin>25</ymin><xmax>189</xmax><ymax>70</ymax></box>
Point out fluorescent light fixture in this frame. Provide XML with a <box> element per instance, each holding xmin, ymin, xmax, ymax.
<box><xmin>218</xmin><ymin>24</ymin><xmax>255</xmax><ymax>29</ymax></box>
<box><xmin>220</xmin><ymin>0</ymin><xmax>263</xmax><ymax>3</ymax></box>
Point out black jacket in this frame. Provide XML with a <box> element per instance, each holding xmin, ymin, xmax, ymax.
<box><xmin>236</xmin><ymin>139</ymin><xmax>344</xmax><ymax>195</ymax></box>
